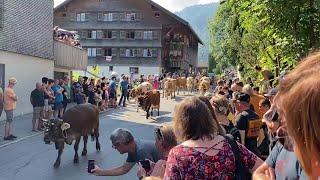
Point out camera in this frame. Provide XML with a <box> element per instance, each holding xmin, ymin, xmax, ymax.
<box><xmin>88</xmin><ymin>160</ymin><xmax>95</xmax><ymax>173</ymax></box>
<box><xmin>139</xmin><ymin>160</ymin><xmax>151</xmax><ymax>170</ymax></box>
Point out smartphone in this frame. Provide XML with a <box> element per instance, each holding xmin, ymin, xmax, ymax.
<box><xmin>88</xmin><ymin>160</ymin><xmax>95</xmax><ymax>173</ymax></box>
<box><xmin>139</xmin><ymin>160</ymin><xmax>151</xmax><ymax>170</ymax></box>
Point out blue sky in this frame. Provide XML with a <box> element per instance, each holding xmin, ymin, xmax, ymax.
<box><xmin>54</xmin><ymin>0</ymin><xmax>219</xmax><ymax>12</ymax></box>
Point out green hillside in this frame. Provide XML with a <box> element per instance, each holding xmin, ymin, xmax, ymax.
<box><xmin>175</xmin><ymin>3</ymin><xmax>219</xmax><ymax>62</ymax></box>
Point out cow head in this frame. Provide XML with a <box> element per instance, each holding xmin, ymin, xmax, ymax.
<box><xmin>43</xmin><ymin>119</ymin><xmax>72</xmax><ymax>146</ymax></box>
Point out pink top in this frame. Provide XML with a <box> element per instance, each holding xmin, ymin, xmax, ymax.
<box><xmin>164</xmin><ymin>140</ymin><xmax>257</xmax><ymax>180</ymax></box>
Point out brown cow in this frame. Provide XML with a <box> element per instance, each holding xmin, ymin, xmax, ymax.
<box><xmin>43</xmin><ymin>104</ymin><xmax>100</xmax><ymax>168</ymax></box>
<box><xmin>176</xmin><ymin>77</ymin><xmax>187</xmax><ymax>95</ymax></box>
<box><xmin>162</xmin><ymin>78</ymin><xmax>176</xmax><ymax>99</ymax></box>
<box><xmin>138</xmin><ymin>90</ymin><xmax>160</xmax><ymax>119</ymax></box>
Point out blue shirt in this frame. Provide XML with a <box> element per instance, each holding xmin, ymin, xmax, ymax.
<box><xmin>120</xmin><ymin>80</ymin><xmax>128</xmax><ymax>91</ymax></box>
<box><xmin>109</xmin><ymin>80</ymin><xmax>116</xmax><ymax>93</ymax></box>
<box><xmin>265</xmin><ymin>142</ymin><xmax>307</xmax><ymax>180</ymax></box>
<box><xmin>52</xmin><ymin>85</ymin><xmax>63</xmax><ymax>103</ymax></box>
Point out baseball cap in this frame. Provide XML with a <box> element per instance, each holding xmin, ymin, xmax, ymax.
<box><xmin>264</xmin><ymin>88</ymin><xmax>278</xmax><ymax>97</ymax></box>
<box><xmin>233</xmin><ymin>92</ymin><xmax>250</xmax><ymax>103</ymax></box>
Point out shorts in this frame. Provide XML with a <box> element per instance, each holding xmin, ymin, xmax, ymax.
<box><xmin>44</xmin><ymin>99</ymin><xmax>53</xmax><ymax>112</ymax></box>
<box><xmin>54</xmin><ymin>102</ymin><xmax>63</xmax><ymax>110</ymax></box>
<box><xmin>33</xmin><ymin>106</ymin><xmax>44</xmax><ymax>121</ymax></box>
<box><xmin>5</xmin><ymin>110</ymin><xmax>13</xmax><ymax>123</ymax></box>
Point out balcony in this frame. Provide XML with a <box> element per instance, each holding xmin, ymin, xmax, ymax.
<box><xmin>54</xmin><ymin>40</ymin><xmax>88</xmax><ymax>70</ymax></box>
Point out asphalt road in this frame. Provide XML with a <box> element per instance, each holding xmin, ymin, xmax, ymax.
<box><xmin>0</xmin><ymin>94</ymin><xmax>188</xmax><ymax>180</ymax></box>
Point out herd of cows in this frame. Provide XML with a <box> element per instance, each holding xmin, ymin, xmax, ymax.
<box><xmin>42</xmin><ymin>75</ymin><xmax>213</xmax><ymax>168</ymax></box>
<box><xmin>130</xmin><ymin>76</ymin><xmax>212</xmax><ymax>119</ymax></box>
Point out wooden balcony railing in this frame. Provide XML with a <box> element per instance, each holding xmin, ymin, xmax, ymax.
<box><xmin>54</xmin><ymin>40</ymin><xmax>88</xmax><ymax>70</ymax></box>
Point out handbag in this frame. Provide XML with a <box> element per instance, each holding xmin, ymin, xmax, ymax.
<box><xmin>224</xmin><ymin>135</ymin><xmax>251</xmax><ymax>180</ymax></box>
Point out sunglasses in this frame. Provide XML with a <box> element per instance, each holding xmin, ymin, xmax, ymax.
<box><xmin>275</xmin><ymin>126</ymin><xmax>294</xmax><ymax>151</ymax></box>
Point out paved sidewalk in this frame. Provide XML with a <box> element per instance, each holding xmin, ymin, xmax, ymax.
<box><xmin>0</xmin><ymin>103</ymin><xmax>111</xmax><ymax>147</ymax></box>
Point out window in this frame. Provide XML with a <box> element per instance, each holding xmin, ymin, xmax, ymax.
<box><xmin>103</xmin><ymin>13</ymin><xmax>113</xmax><ymax>21</ymax></box>
<box><xmin>88</xmin><ymin>31</ymin><xmax>97</xmax><ymax>39</ymax></box>
<box><xmin>109</xmin><ymin>66</ymin><xmax>113</xmax><ymax>72</ymax></box>
<box><xmin>130</xmin><ymin>67</ymin><xmax>139</xmax><ymax>74</ymax></box>
<box><xmin>76</xmin><ymin>13</ymin><xmax>86</xmax><ymax>22</ymax></box>
<box><xmin>126</xmin><ymin>13</ymin><xmax>136</xmax><ymax>21</ymax></box>
<box><xmin>87</xmin><ymin>48</ymin><xmax>97</xmax><ymax>57</ymax></box>
<box><xmin>125</xmin><ymin>49</ymin><xmax>135</xmax><ymax>57</ymax></box>
<box><xmin>126</xmin><ymin>31</ymin><xmax>135</xmax><ymax>39</ymax></box>
<box><xmin>103</xmin><ymin>31</ymin><xmax>112</xmax><ymax>39</ymax></box>
<box><xmin>143</xmin><ymin>49</ymin><xmax>152</xmax><ymax>57</ymax></box>
<box><xmin>143</xmin><ymin>31</ymin><xmax>153</xmax><ymax>40</ymax></box>
<box><xmin>104</xmin><ymin>48</ymin><xmax>112</xmax><ymax>56</ymax></box>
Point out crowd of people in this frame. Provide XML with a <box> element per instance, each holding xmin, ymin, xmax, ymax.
<box><xmin>87</xmin><ymin>52</ymin><xmax>320</xmax><ymax>180</ymax></box>
<box><xmin>1</xmin><ymin>52</ymin><xmax>319</xmax><ymax>179</ymax></box>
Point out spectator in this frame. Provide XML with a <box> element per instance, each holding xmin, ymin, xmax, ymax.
<box><xmin>62</xmin><ymin>76</ymin><xmax>71</xmax><ymax>113</ymax></box>
<box><xmin>118</xmin><ymin>76</ymin><xmax>128</xmax><ymax>107</ymax></box>
<box><xmin>3</xmin><ymin>77</ymin><xmax>18</xmax><ymax>141</ymax></box>
<box><xmin>264</xmin><ymin>88</ymin><xmax>278</xmax><ymax>103</ymax></box>
<box><xmin>109</xmin><ymin>76</ymin><xmax>117</xmax><ymax>108</ymax></box>
<box><xmin>273</xmin><ymin>52</ymin><xmax>320</xmax><ymax>178</ymax></box>
<box><xmin>73</xmin><ymin>77</ymin><xmax>85</xmax><ymax>104</ymax></box>
<box><xmin>44</xmin><ymin>79</ymin><xmax>55</xmax><ymax>119</ymax></box>
<box><xmin>242</xmin><ymin>84</ymin><xmax>265</xmax><ymax>118</ymax></box>
<box><xmin>234</xmin><ymin>92</ymin><xmax>261</xmax><ymax>156</ymax></box>
<box><xmin>198</xmin><ymin>96</ymin><xmax>225</xmax><ymax>135</ymax></box>
<box><xmin>253</xmin><ymin>120</ymin><xmax>307</xmax><ymax>179</ymax></box>
<box><xmin>0</xmin><ymin>80</ymin><xmax>3</xmax><ymax>120</ymax></box>
<box><xmin>164</xmin><ymin>97</ymin><xmax>263</xmax><ymax>179</ymax></box>
<box><xmin>91</xmin><ymin>128</ymin><xmax>161</xmax><ymax>176</ymax></box>
<box><xmin>52</xmin><ymin>79</ymin><xmax>64</xmax><ymax>119</ymax></box>
<box><xmin>30</xmin><ymin>83</ymin><xmax>44</xmax><ymax>132</ymax></box>
<box><xmin>137</xmin><ymin>125</ymin><xmax>177</xmax><ymax>179</ymax></box>
<box><xmin>211</xmin><ymin>94</ymin><xmax>241</xmax><ymax>142</ymax></box>
<box><xmin>82</xmin><ymin>76</ymin><xmax>89</xmax><ymax>103</ymax></box>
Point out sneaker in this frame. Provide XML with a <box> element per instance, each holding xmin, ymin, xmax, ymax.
<box><xmin>3</xmin><ymin>136</ymin><xmax>14</xmax><ymax>141</ymax></box>
<box><xmin>9</xmin><ymin>134</ymin><xmax>17</xmax><ymax>139</ymax></box>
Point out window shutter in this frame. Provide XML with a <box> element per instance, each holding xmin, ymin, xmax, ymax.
<box><xmin>112</xmin><ymin>48</ymin><xmax>117</xmax><ymax>57</ymax></box>
<box><xmin>96</xmin><ymin>48</ymin><xmax>103</xmax><ymax>56</ymax></box>
<box><xmin>85</xmin><ymin>13</ymin><xmax>90</xmax><ymax>21</ymax></box>
<box><xmin>112</xmin><ymin>31</ymin><xmax>118</xmax><ymax>39</ymax></box>
<box><xmin>135</xmin><ymin>31</ymin><xmax>143</xmax><ymax>40</ymax></box>
<box><xmin>97</xmin><ymin>13</ymin><xmax>103</xmax><ymax>21</ymax></box>
<box><xmin>153</xmin><ymin>31</ymin><xmax>159</xmax><ymax>40</ymax></box>
<box><xmin>136</xmin><ymin>12</ymin><xmax>142</xmax><ymax>21</ymax></box>
<box><xmin>70</xmin><ymin>13</ymin><xmax>76</xmax><ymax>21</ymax></box>
<box><xmin>113</xmin><ymin>13</ymin><xmax>119</xmax><ymax>21</ymax></box>
<box><xmin>137</xmin><ymin>48</ymin><xmax>143</xmax><ymax>57</ymax></box>
<box><xmin>120</xmin><ymin>31</ymin><xmax>126</xmax><ymax>39</ymax></box>
<box><xmin>152</xmin><ymin>49</ymin><xmax>158</xmax><ymax>57</ymax></box>
<box><xmin>119</xmin><ymin>13</ymin><xmax>126</xmax><ymax>21</ymax></box>
<box><xmin>120</xmin><ymin>48</ymin><xmax>126</xmax><ymax>57</ymax></box>
<box><xmin>97</xmin><ymin>30</ymin><xmax>103</xmax><ymax>39</ymax></box>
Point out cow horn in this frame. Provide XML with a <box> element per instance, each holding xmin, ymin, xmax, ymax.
<box><xmin>61</xmin><ymin>123</ymin><xmax>70</xmax><ymax>131</ymax></box>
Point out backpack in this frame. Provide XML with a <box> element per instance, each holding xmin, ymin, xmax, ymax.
<box><xmin>224</xmin><ymin>135</ymin><xmax>251</xmax><ymax>180</ymax></box>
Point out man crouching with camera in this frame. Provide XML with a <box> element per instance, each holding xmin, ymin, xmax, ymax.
<box><xmin>91</xmin><ymin>128</ymin><xmax>161</xmax><ymax>176</ymax></box>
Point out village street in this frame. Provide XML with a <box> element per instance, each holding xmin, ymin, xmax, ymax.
<box><xmin>0</xmin><ymin>94</ymin><xmax>189</xmax><ymax>180</ymax></box>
